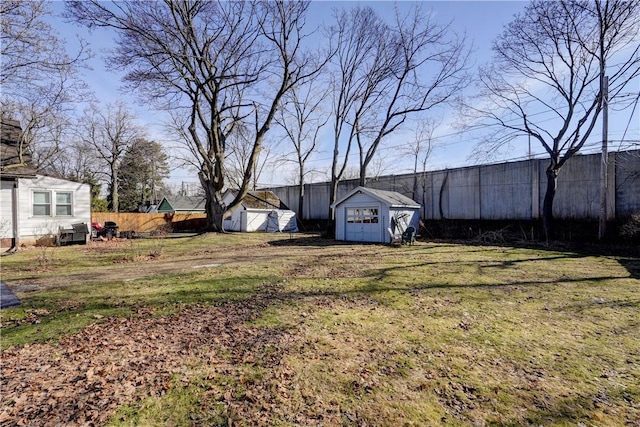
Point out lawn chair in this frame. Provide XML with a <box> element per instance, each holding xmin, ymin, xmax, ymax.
<box><xmin>401</xmin><ymin>226</ymin><xmax>416</xmax><ymax>245</ymax></box>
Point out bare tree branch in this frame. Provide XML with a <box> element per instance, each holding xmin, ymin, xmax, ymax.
<box><xmin>67</xmin><ymin>0</ymin><xmax>321</xmax><ymax>231</ymax></box>
<box><xmin>464</xmin><ymin>0</ymin><xmax>640</xmax><ymax>238</ymax></box>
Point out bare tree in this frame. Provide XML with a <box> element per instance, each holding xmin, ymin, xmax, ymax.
<box><xmin>404</xmin><ymin>118</ymin><xmax>440</xmax><ymax>212</ymax></box>
<box><xmin>1</xmin><ymin>0</ymin><xmax>88</xmax><ymax>169</ymax></box>
<box><xmin>275</xmin><ymin>79</ymin><xmax>329</xmax><ymax>217</ymax></box>
<box><xmin>327</xmin><ymin>6</ymin><xmax>387</xmax><ymax>221</ymax></box>
<box><xmin>67</xmin><ymin>0</ymin><xmax>321</xmax><ymax>231</ymax></box>
<box><xmin>354</xmin><ymin>5</ymin><xmax>468</xmax><ymax>187</ymax></box>
<box><xmin>2</xmin><ymin>96</ymin><xmax>74</xmax><ymax>173</ymax></box>
<box><xmin>43</xmin><ymin>138</ymin><xmax>92</xmax><ymax>181</ymax></box>
<box><xmin>326</xmin><ymin>5</ymin><xmax>468</xmax><ymax>222</ymax></box>
<box><xmin>77</xmin><ymin>102</ymin><xmax>143</xmax><ymax>212</ymax></box>
<box><xmin>224</xmin><ymin>124</ymin><xmax>279</xmax><ymax>192</ymax></box>
<box><xmin>469</xmin><ymin>0</ymin><xmax>640</xmax><ymax>239</ymax></box>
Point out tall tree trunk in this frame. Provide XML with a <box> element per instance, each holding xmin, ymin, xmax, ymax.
<box><xmin>298</xmin><ymin>164</ymin><xmax>304</xmax><ymax>220</ymax></box>
<box><xmin>542</xmin><ymin>164</ymin><xmax>559</xmax><ymax>242</ymax></box>
<box><xmin>199</xmin><ymin>172</ymin><xmax>225</xmax><ymax>232</ymax></box>
<box><xmin>359</xmin><ymin>168</ymin><xmax>366</xmax><ymax>187</ymax></box>
<box><xmin>358</xmin><ymin>142</ymin><xmax>366</xmax><ymax>186</ymax></box>
<box><xmin>111</xmin><ymin>164</ymin><xmax>119</xmax><ymax>213</ymax></box>
<box><xmin>327</xmin><ymin>177</ymin><xmax>339</xmax><ymax>235</ymax></box>
<box><xmin>209</xmin><ymin>197</ymin><xmax>225</xmax><ymax>232</ymax></box>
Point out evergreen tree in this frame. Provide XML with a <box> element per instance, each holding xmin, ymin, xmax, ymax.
<box><xmin>118</xmin><ymin>139</ymin><xmax>169</xmax><ymax>212</ymax></box>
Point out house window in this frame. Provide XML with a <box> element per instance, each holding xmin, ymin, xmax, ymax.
<box><xmin>33</xmin><ymin>191</ymin><xmax>51</xmax><ymax>216</ymax></box>
<box><xmin>56</xmin><ymin>192</ymin><xmax>73</xmax><ymax>216</ymax></box>
<box><xmin>346</xmin><ymin>208</ymin><xmax>378</xmax><ymax>224</ymax></box>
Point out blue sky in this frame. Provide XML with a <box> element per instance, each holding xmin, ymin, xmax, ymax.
<box><xmin>49</xmin><ymin>1</ymin><xmax>639</xmax><ymax>187</ymax></box>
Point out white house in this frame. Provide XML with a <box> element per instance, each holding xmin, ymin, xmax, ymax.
<box><xmin>222</xmin><ymin>189</ymin><xmax>297</xmax><ymax>232</ymax></box>
<box><xmin>332</xmin><ymin>186</ymin><xmax>420</xmax><ymax>243</ymax></box>
<box><xmin>1</xmin><ymin>176</ymin><xmax>92</xmax><ymax>247</ymax></box>
<box><xmin>1</xmin><ymin>119</ymin><xmax>91</xmax><ymax>248</ymax></box>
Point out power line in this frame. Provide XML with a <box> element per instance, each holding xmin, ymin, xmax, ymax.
<box><xmin>302</xmin><ymin>97</ymin><xmax>638</xmax><ymax>166</ymax></box>
<box><xmin>617</xmin><ymin>92</ymin><xmax>640</xmax><ymax>151</ymax></box>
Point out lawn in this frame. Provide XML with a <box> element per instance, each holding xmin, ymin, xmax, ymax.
<box><xmin>1</xmin><ymin>233</ymin><xmax>639</xmax><ymax>426</ymax></box>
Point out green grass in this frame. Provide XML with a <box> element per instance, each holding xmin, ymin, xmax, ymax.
<box><xmin>1</xmin><ymin>234</ymin><xmax>639</xmax><ymax>426</ymax></box>
<box><xmin>0</xmin><ymin>233</ymin><xmax>285</xmax><ymax>347</ymax></box>
<box><xmin>107</xmin><ymin>375</ymin><xmax>231</xmax><ymax>427</ymax></box>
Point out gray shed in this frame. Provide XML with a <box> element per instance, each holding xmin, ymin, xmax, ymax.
<box><xmin>332</xmin><ymin>186</ymin><xmax>420</xmax><ymax>243</ymax></box>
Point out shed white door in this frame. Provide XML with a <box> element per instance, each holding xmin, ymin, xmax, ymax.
<box><xmin>344</xmin><ymin>207</ymin><xmax>381</xmax><ymax>242</ymax></box>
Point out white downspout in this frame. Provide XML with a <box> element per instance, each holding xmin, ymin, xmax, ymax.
<box><xmin>11</xmin><ymin>179</ymin><xmax>20</xmax><ymax>249</ymax></box>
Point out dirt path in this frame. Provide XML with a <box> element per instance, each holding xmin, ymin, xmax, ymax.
<box><xmin>8</xmin><ymin>236</ymin><xmax>357</xmax><ymax>292</ymax></box>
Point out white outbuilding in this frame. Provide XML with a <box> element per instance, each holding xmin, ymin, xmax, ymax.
<box><xmin>332</xmin><ymin>186</ymin><xmax>420</xmax><ymax>243</ymax></box>
<box><xmin>222</xmin><ymin>190</ymin><xmax>298</xmax><ymax>233</ymax></box>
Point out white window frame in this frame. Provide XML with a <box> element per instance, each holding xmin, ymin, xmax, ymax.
<box><xmin>32</xmin><ymin>191</ymin><xmax>52</xmax><ymax>217</ymax></box>
<box><xmin>55</xmin><ymin>191</ymin><xmax>73</xmax><ymax>216</ymax></box>
<box><xmin>346</xmin><ymin>207</ymin><xmax>379</xmax><ymax>224</ymax></box>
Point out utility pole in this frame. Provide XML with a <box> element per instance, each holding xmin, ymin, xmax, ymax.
<box><xmin>598</xmin><ymin>75</ymin><xmax>609</xmax><ymax>240</ymax></box>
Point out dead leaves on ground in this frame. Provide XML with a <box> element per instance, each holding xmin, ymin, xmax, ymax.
<box><xmin>0</xmin><ymin>296</ymin><xmax>298</xmax><ymax>426</ymax></box>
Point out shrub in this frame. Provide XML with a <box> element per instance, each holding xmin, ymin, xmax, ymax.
<box><xmin>620</xmin><ymin>213</ymin><xmax>640</xmax><ymax>241</ymax></box>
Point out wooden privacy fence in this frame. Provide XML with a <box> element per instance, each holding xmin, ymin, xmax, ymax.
<box><xmin>92</xmin><ymin>212</ymin><xmax>207</xmax><ymax>233</ymax></box>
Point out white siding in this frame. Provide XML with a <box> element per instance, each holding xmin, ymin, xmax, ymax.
<box><xmin>389</xmin><ymin>208</ymin><xmax>420</xmax><ymax>240</ymax></box>
<box><xmin>224</xmin><ymin>200</ymin><xmax>243</xmax><ymax>231</ymax></box>
<box><xmin>241</xmin><ymin>209</ymin><xmax>271</xmax><ymax>232</ymax></box>
<box><xmin>0</xmin><ymin>180</ymin><xmax>14</xmax><ymax>239</ymax></box>
<box><xmin>224</xmin><ymin>207</ymin><xmax>273</xmax><ymax>232</ymax></box>
<box><xmin>16</xmin><ymin>176</ymin><xmax>91</xmax><ymax>244</ymax></box>
<box><xmin>223</xmin><ymin>191</ymin><xmax>298</xmax><ymax>232</ymax></box>
<box><xmin>223</xmin><ymin>215</ymin><xmax>241</xmax><ymax>231</ymax></box>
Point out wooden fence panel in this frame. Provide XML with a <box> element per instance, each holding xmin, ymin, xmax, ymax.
<box><xmin>92</xmin><ymin>212</ymin><xmax>207</xmax><ymax>233</ymax></box>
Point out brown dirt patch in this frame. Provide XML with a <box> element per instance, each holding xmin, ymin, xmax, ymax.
<box><xmin>0</xmin><ymin>290</ymin><xmax>301</xmax><ymax>426</ymax></box>
<box><xmin>9</xmin><ymin>235</ymin><xmax>393</xmax><ymax>293</ymax></box>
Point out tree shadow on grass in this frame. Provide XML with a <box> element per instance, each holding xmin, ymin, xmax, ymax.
<box><xmin>494</xmin><ymin>388</ymin><xmax>640</xmax><ymax>427</ymax></box>
<box><xmin>270</xmin><ymin>273</ymin><xmax>631</xmax><ymax>302</ymax></box>
<box><xmin>3</xmin><ymin>234</ymin><xmax>638</xmax><ymax>425</ymax></box>
<box><xmin>4</xmin><ymin>264</ymin><xmax>637</xmax><ymax>426</ymax></box>
<box><xmin>274</xmin><ymin>235</ymin><xmax>640</xmax><ymax>282</ymax></box>
<box><xmin>617</xmin><ymin>257</ymin><xmax>640</xmax><ymax>279</ymax></box>
<box><xmin>267</xmin><ymin>235</ymin><xmax>354</xmax><ymax>248</ymax></box>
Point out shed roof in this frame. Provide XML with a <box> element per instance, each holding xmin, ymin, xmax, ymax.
<box><xmin>158</xmin><ymin>195</ymin><xmax>206</xmax><ymax>212</ymax></box>
<box><xmin>224</xmin><ymin>189</ymin><xmax>281</xmax><ymax>209</ymax></box>
<box><xmin>332</xmin><ymin>186</ymin><xmax>420</xmax><ymax>209</ymax></box>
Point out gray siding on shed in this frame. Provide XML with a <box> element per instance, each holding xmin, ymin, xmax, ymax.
<box><xmin>333</xmin><ymin>188</ymin><xmax>419</xmax><ymax>243</ymax></box>
<box><xmin>334</xmin><ymin>191</ymin><xmax>384</xmax><ymax>242</ymax></box>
